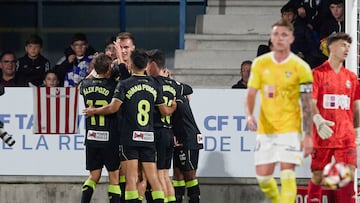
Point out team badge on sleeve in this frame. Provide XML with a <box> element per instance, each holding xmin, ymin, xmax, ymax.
<box><xmin>300</xmin><ymin>84</ymin><xmax>312</xmax><ymax>93</ymax></box>
<box><xmin>197</xmin><ymin>134</ymin><xmax>203</xmax><ymax>144</ymax></box>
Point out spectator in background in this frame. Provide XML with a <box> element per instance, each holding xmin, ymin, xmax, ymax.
<box><xmin>318</xmin><ymin>0</ymin><xmax>344</xmax><ymax>57</ymax></box>
<box><xmin>16</xmin><ymin>34</ymin><xmax>51</xmax><ymax>86</ymax></box>
<box><xmin>312</xmin><ymin>0</ymin><xmax>339</xmax><ymax>35</ymax></box>
<box><xmin>287</xmin><ymin>0</ymin><xmax>319</xmax><ymax>29</ymax></box>
<box><xmin>0</xmin><ymin>51</ymin><xmax>24</xmax><ymax>87</ymax></box>
<box><xmin>281</xmin><ymin>2</ymin><xmax>326</xmax><ymax>68</ymax></box>
<box><xmin>105</xmin><ymin>36</ymin><xmax>117</xmax><ymax>62</ymax></box>
<box><xmin>256</xmin><ymin>40</ymin><xmax>272</xmax><ymax>57</ymax></box>
<box><xmin>87</xmin><ymin>36</ymin><xmax>118</xmax><ymax>79</ymax></box>
<box><xmin>319</xmin><ymin>0</ymin><xmax>344</xmax><ymax>39</ymax></box>
<box><xmin>54</xmin><ymin>33</ymin><xmax>96</xmax><ymax>87</ymax></box>
<box><xmin>231</xmin><ymin>60</ymin><xmax>252</xmax><ymax>89</ymax></box>
<box><xmin>41</xmin><ymin>70</ymin><xmax>59</xmax><ymax>87</ymax></box>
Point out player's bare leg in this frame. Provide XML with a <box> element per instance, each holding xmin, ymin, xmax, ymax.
<box><xmin>157</xmin><ymin>169</ymin><xmax>168</xmax><ymax>202</ymax></box>
<box><xmin>137</xmin><ymin>165</ymin><xmax>147</xmax><ymax>201</ymax></box>
<box><xmin>163</xmin><ymin>169</ymin><xmax>176</xmax><ymax>202</ymax></box>
<box><xmin>142</xmin><ymin>162</ymin><xmax>165</xmax><ymax>203</ymax></box>
<box><xmin>124</xmin><ymin>159</ymin><xmax>140</xmax><ymax>202</ymax></box>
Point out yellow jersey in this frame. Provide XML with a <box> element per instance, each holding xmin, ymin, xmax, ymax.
<box><xmin>248</xmin><ymin>52</ymin><xmax>313</xmax><ymax>135</ymax></box>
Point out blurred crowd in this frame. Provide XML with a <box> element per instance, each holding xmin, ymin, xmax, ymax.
<box><xmin>232</xmin><ymin>0</ymin><xmax>347</xmax><ymax>89</ymax></box>
<box><xmin>0</xmin><ymin>0</ymin><xmax>348</xmax><ymax>89</ymax></box>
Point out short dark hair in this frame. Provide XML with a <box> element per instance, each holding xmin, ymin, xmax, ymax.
<box><xmin>281</xmin><ymin>3</ymin><xmax>296</xmax><ymax>15</ymax></box>
<box><xmin>44</xmin><ymin>70</ymin><xmax>59</xmax><ymax>80</ymax></box>
<box><xmin>72</xmin><ymin>33</ymin><xmax>88</xmax><ymax>44</ymax></box>
<box><xmin>105</xmin><ymin>36</ymin><xmax>116</xmax><ymax>48</ymax></box>
<box><xmin>93</xmin><ymin>53</ymin><xmax>112</xmax><ymax>74</ymax></box>
<box><xmin>329</xmin><ymin>0</ymin><xmax>344</xmax><ymax>5</ymax></box>
<box><xmin>241</xmin><ymin>60</ymin><xmax>252</xmax><ymax>67</ymax></box>
<box><xmin>241</xmin><ymin>60</ymin><xmax>252</xmax><ymax>72</ymax></box>
<box><xmin>147</xmin><ymin>49</ymin><xmax>165</xmax><ymax>69</ymax></box>
<box><xmin>26</xmin><ymin>34</ymin><xmax>43</xmax><ymax>47</ymax></box>
<box><xmin>0</xmin><ymin>51</ymin><xmax>16</xmax><ymax>61</ymax></box>
<box><xmin>327</xmin><ymin>32</ymin><xmax>352</xmax><ymax>47</ymax></box>
<box><xmin>130</xmin><ymin>49</ymin><xmax>149</xmax><ymax>71</ymax></box>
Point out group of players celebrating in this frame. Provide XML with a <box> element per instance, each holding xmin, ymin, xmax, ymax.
<box><xmin>80</xmin><ymin>32</ymin><xmax>203</xmax><ymax>203</ymax></box>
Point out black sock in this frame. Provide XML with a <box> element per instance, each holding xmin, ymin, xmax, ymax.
<box><xmin>125</xmin><ymin>200</ymin><xmax>140</xmax><ymax>203</ymax></box>
<box><xmin>145</xmin><ymin>182</ymin><xmax>153</xmax><ymax>203</ymax></box>
<box><xmin>108</xmin><ymin>184</ymin><xmax>121</xmax><ymax>203</ymax></box>
<box><xmin>109</xmin><ymin>193</ymin><xmax>121</xmax><ymax>203</ymax></box>
<box><xmin>81</xmin><ymin>179</ymin><xmax>96</xmax><ymax>203</ymax></box>
<box><xmin>153</xmin><ymin>199</ymin><xmax>164</xmax><ymax>203</ymax></box>
<box><xmin>119</xmin><ymin>178</ymin><xmax>126</xmax><ymax>203</ymax></box>
<box><xmin>186</xmin><ymin>180</ymin><xmax>200</xmax><ymax>203</ymax></box>
<box><xmin>173</xmin><ymin>180</ymin><xmax>185</xmax><ymax>203</ymax></box>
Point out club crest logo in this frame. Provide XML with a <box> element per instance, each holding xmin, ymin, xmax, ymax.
<box><xmin>285</xmin><ymin>71</ymin><xmax>292</xmax><ymax>78</ymax></box>
<box><xmin>345</xmin><ymin>80</ymin><xmax>351</xmax><ymax>88</ymax></box>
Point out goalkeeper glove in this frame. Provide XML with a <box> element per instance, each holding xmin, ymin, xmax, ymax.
<box><xmin>313</xmin><ymin>114</ymin><xmax>334</xmax><ymax>140</ymax></box>
<box><xmin>355</xmin><ymin>128</ymin><xmax>360</xmax><ymax>145</ymax></box>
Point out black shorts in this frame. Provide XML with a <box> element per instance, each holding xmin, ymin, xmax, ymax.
<box><xmin>120</xmin><ymin>145</ymin><xmax>156</xmax><ymax>162</ymax></box>
<box><xmin>155</xmin><ymin>128</ymin><xmax>174</xmax><ymax>169</ymax></box>
<box><xmin>173</xmin><ymin>147</ymin><xmax>199</xmax><ymax>171</ymax></box>
<box><xmin>86</xmin><ymin>145</ymin><xmax>120</xmax><ymax>172</ymax></box>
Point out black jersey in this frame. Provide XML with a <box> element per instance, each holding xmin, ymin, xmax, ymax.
<box><xmin>113</xmin><ymin>75</ymin><xmax>164</xmax><ymax>148</ymax></box>
<box><xmin>153</xmin><ymin>76</ymin><xmax>183</xmax><ymax>129</ymax></box>
<box><xmin>172</xmin><ymin>94</ymin><xmax>203</xmax><ymax>150</ymax></box>
<box><xmin>17</xmin><ymin>54</ymin><xmax>51</xmax><ymax>86</ymax></box>
<box><xmin>80</xmin><ymin>77</ymin><xmax>119</xmax><ymax>147</ymax></box>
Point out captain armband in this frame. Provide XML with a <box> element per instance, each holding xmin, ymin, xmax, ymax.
<box><xmin>300</xmin><ymin>84</ymin><xmax>312</xmax><ymax>93</ymax></box>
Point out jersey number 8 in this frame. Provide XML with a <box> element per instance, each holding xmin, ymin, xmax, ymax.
<box><xmin>137</xmin><ymin>100</ymin><xmax>150</xmax><ymax>126</ymax></box>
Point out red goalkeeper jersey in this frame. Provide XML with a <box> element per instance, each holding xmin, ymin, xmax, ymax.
<box><xmin>312</xmin><ymin>61</ymin><xmax>360</xmax><ymax>148</ymax></box>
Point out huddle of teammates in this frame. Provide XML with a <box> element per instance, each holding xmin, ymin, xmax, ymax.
<box><xmin>80</xmin><ymin>46</ymin><xmax>203</xmax><ymax>203</ymax></box>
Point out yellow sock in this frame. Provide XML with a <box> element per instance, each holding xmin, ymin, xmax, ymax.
<box><xmin>280</xmin><ymin>169</ymin><xmax>297</xmax><ymax>203</ymax></box>
<box><xmin>257</xmin><ymin>176</ymin><xmax>280</xmax><ymax>203</ymax></box>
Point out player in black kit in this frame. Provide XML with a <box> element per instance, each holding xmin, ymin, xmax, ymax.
<box><xmin>172</xmin><ymin>86</ymin><xmax>203</xmax><ymax>203</ymax></box>
<box><xmin>79</xmin><ymin>53</ymin><xmax>121</xmax><ymax>203</ymax></box>
<box><xmin>145</xmin><ymin>49</ymin><xmax>185</xmax><ymax>203</ymax></box>
<box><xmin>83</xmin><ymin>49</ymin><xmax>177</xmax><ymax>203</ymax></box>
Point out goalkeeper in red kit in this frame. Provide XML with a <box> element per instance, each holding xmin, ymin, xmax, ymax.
<box><xmin>307</xmin><ymin>32</ymin><xmax>360</xmax><ymax>203</ymax></box>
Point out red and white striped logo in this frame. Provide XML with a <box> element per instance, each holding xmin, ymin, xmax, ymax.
<box><xmin>33</xmin><ymin>87</ymin><xmax>79</xmax><ymax>134</ymax></box>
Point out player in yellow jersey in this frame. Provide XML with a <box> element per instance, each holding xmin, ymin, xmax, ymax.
<box><xmin>245</xmin><ymin>19</ymin><xmax>313</xmax><ymax>203</ymax></box>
